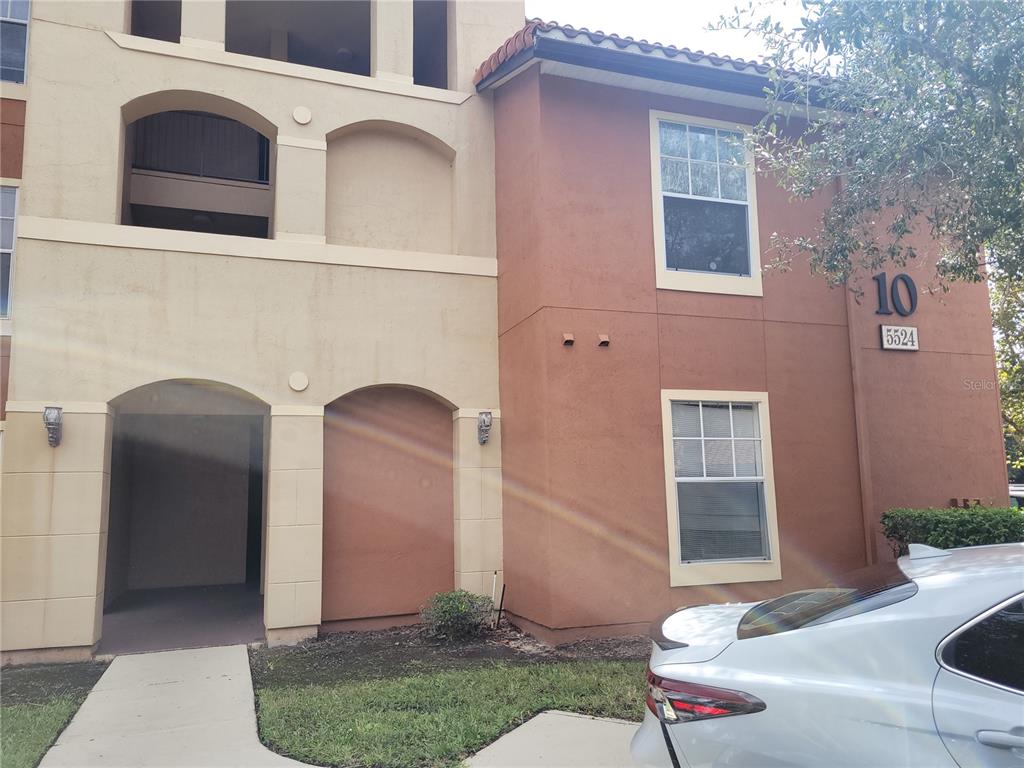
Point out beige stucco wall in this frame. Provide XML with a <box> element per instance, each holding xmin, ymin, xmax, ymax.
<box><xmin>326</xmin><ymin>126</ymin><xmax>454</xmax><ymax>252</ymax></box>
<box><xmin>1</xmin><ymin>0</ymin><xmax>522</xmax><ymax>653</ymax></box>
<box><xmin>18</xmin><ymin>1</ymin><xmax>521</xmax><ymax>260</ymax></box>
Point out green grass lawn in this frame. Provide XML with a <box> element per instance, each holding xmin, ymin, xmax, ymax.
<box><xmin>255</xmin><ymin>659</ymin><xmax>646</xmax><ymax>768</ymax></box>
<box><xmin>0</xmin><ymin>661</ymin><xmax>107</xmax><ymax>768</ymax></box>
<box><xmin>1</xmin><ymin>697</ymin><xmax>87</xmax><ymax>768</ymax></box>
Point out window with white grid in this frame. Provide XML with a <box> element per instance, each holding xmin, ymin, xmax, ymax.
<box><xmin>656</xmin><ymin>119</ymin><xmax>753</xmax><ymax>277</ymax></box>
<box><xmin>671</xmin><ymin>400</ymin><xmax>770</xmax><ymax>563</ymax></box>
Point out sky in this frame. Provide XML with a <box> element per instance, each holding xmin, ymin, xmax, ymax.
<box><xmin>523</xmin><ymin>0</ymin><xmax>808</xmax><ymax>63</ymax></box>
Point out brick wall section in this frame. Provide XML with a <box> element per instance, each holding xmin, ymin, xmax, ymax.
<box><xmin>1</xmin><ymin>98</ymin><xmax>25</xmax><ymax>179</ymax></box>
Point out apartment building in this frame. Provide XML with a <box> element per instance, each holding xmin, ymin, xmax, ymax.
<box><xmin>1</xmin><ymin>0</ymin><xmax>520</xmax><ymax>662</ymax></box>
<box><xmin>478</xmin><ymin>21</ymin><xmax>1008</xmax><ymax>640</ymax></box>
<box><xmin>0</xmin><ymin>5</ymin><xmax>1008</xmax><ymax>660</ymax></box>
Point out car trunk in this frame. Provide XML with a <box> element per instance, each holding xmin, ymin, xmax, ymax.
<box><xmin>650</xmin><ymin>603</ymin><xmax>754</xmax><ymax>665</ymax></box>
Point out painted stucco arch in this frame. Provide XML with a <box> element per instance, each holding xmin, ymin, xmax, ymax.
<box><xmin>323</xmin><ymin>382</ymin><xmax>458</xmax><ymax>413</ymax></box>
<box><xmin>324</xmin><ymin>119</ymin><xmax>455</xmax><ymax>160</ymax></box>
<box><xmin>109</xmin><ymin>378</ymin><xmax>270</xmax><ymax>415</ymax></box>
<box><xmin>121</xmin><ymin>90</ymin><xmax>278</xmax><ymax>139</ymax></box>
<box><xmin>322</xmin><ymin>384</ymin><xmax>456</xmax><ymax>624</ymax></box>
<box><xmin>325</xmin><ymin>120</ymin><xmax>456</xmax><ymax>253</ymax></box>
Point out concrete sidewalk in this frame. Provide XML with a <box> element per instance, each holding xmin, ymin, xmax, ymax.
<box><xmin>41</xmin><ymin>645</ymin><xmax>637</xmax><ymax>768</ymax></box>
<box><xmin>40</xmin><ymin>645</ymin><xmax>307</xmax><ymax>767</ymax></box>
<box><xmin>466</xmin><ymin>710</ymin><xmax>638</xmax><ymax>768</ymax></box>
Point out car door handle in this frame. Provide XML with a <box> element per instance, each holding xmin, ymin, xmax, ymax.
<box><xmin>977</xmin><ymin>731</ymin><xmax>1024</xmax><ymax>749</ymax></box>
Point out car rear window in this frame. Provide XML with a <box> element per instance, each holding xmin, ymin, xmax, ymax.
<box><xmin>737</xmin><ymin>561</ymin><xmax>917</xmax><ymax>639</ymax></box>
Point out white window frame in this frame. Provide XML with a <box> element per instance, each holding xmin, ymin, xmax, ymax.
<box><xmin>661</xmin><ymin>389</ymin><xmax>781</xmax><ymax>587</ymax></box>
<box><xmin>1</xmin><ymin>0</ymin><xmax>30</xmax><ymax>85</ymax></box>
<box><xmin>650</xmin><ymin>111</ymin><xmax>762</xmax><ymax>297</ymax></box>
<box><xmin>0</xmin><ymin>183</ymin><xmax>17</xmax><ymax>321</ymax></box>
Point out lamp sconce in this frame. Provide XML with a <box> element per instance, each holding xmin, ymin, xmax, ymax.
<box><xmin>597</xmin><ymin>334</ymin><xmax>610</xmax><ymax>347</ymax></box>
<box><xmin>477</xmin><ymin>411</ymin><xmax>493</xmax><ymax>445</ymax></box>
<box><xmin>43</xmin><ymin>406</ymin><xmax>63</xmax><ymax>447</ymax></box>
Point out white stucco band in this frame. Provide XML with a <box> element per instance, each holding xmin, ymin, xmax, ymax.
<box><xmin>15</xmin><ymin>218</ymin><xmax>497</xmax><ymax>277</ymax></box>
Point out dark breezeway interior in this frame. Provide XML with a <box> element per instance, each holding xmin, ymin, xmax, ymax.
<box><xmin>100</xmin><ymin>380</ymin><xmax>268</xmax><ymax>655</ymax></box>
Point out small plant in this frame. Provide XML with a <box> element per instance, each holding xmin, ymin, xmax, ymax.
<box><xmin>421</xmin><ymin>589</ymin><xmax>493</xmax><ymax>641</ymax></box>
<box><xmin>881</xmin><ymin>506</ymin><xmax>1024</xmax><ymax>556</ymax></box>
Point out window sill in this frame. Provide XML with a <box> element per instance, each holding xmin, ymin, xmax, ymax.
<box><xmin>669</xmin><ymin>558</ymin><xmax>781</xmax><ymax>587</ymax></box>
<box><xmin>656</xmin><ymin>268</ymin><xmax>763</xmax><ymax>297</ymax></box>
<box><xmin>0</xmin><ymin>81</ymin><xmax>27</xmax><ymax>101</ymax></box>
<box><xmin>106</xmin><ymin>32</ymin><xmax>472</xmax><ymax>106</ymax></box>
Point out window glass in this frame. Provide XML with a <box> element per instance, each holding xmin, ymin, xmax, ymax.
<box><xmin>671</xmin><ymin>401</ymin><xmax>769</xmax><ymax>562</ymax></box>
<box><xmin>664</xmin><ymin>198</ymin><xmax>750</xmax><ymax>276</ymax></box>
<box><xmin>3</xmin><ymin>0</ymin><xmax>31</xmax><ymax>21</ymax></box>
<box><xmin>0</xmin><ymin>186</ymin><xmax>14</xmax><ymax>317</ymax></box>
<box><xmin>657</xmin><ymin>120</ymin><xmax>752</xmax><ymax>277</ymax></box>
<box><xmin>1</xmin><ymin>19</ymin><xmax>27</xmax><ymax>82</ymax></box>
<box><xmin>737</xmin><ymin>561</ymin><xmax>917</xmax><ymax>639</ymax></box>
<box><xmin>943</xmin><ymin>598</ymin><xmax>1024</xmax><ymax>692</ymax></box>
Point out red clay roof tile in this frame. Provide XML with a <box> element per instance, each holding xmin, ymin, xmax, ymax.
<box><xmin>473</xmin><ymin>18</ymin><xmax>788</xmax><ymax>88</ymax></box>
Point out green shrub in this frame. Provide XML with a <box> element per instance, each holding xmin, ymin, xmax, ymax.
<box><xmin>421</xmin><ymin>590</ymin><xmax>493</xmax><ymax>642</ymax></box>
<box><xmin>881</xmin><ymin>506</ymin><xmax>1024</xmax><ymax>556</ymax></box>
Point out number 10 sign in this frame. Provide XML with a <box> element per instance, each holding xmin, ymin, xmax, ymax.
<box><xmin>874</xmin><ymin>272</ymin><xmax>920</xmax><ymax>352</ymax></box>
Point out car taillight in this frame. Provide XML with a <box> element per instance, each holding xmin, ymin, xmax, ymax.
<box><xmin>645</xmin><ymin>668</ymin><xmax>765</xmax><ymax>724</ymax></box>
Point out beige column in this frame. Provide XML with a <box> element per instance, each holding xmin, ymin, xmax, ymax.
<box><xmin>263</xmin><ymin>406</ymin><xmax>323</xmax><ymax>646</ymax></box>
<box><xmin>452</xmin><ymin>409</ymin><xmax>503</xmax><ymax>597</ymax></box>
<box><xmin>371</xmin><ymin>0</ymin><xmax>414</xmax><ymax>84</ymax></box>
<box><xmin>273</xmin><ymin>138</ymin><xmax>327</xmax><ymax>243</ymax></box>
<box><xmin>179</xmin><ymin>0</ymin><xmax>226</xmax><ymax>51</ymax></box>
<box><xmin>449</xmin><ymin>0</ymin><xmax>526</xmax><ymax>92</ymax></box>
<box><xmin>0</xmin><ymin>403</ymin><xmax>111</xmax><ymax>658</ymax></box>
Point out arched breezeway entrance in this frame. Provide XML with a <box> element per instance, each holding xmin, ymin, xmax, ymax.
<box><xmin>321</xmin><ymin>385</ymin><xmax>455</xmax><ymax>628</ymax></box>
<box><xmin>100</xmin><ymin>379</ymin><xmax>269</xmax><ymax>654</ymax></box>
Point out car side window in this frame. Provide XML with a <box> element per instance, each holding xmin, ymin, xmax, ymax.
<box><xmin>941</xmin><ymin>596</ymin><xmax>1024</xmax><ymax>693</ymax></box>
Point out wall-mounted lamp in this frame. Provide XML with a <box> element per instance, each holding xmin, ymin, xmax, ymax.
<box><xmin>597</xmin><ymin>334</ymin><xmax>611</xmax><ymax>347</ymax></box>
<box><xmin>477</xmin><ymin>411</ymin><xmax>493</xmax><ymax>445</ymax></box>
<box><xmin>562</xmin><ymin>333</ymin><xmax>575</xmax><ymax>347</ymax></box>
<box><xmin>43</xmin><ymin>406</ymin><xmax>63</xmax><ymax>447</ymax></box>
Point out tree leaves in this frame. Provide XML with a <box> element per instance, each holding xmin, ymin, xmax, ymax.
<box><xmin>730</xmin><ymin>0</ymin><xmax>1024</xmax><ymax>285</ymax></box>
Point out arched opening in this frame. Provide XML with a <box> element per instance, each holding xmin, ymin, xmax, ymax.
<box><xmin>322</xmin><ymin>385</ymin><xmax>455</xmax><ymax>627</ymax></box>
<box><xmin>121</xmin><ymin>94</ymin><xmax>276</xmax><ymax>238</ymax></box>
<box><xmin>325</xmin><ymin>121</ymin><xmax>455</xmax><ymax>253</ymax></box>
<box><xmin>101</xmin><ymin>380</ymin><xmax>269</xmax><ymax>654</ymax></box>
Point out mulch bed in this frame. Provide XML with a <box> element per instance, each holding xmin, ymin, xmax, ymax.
<box><xmin>1</xmin><ymin>661</ymin><xmax>109</xmax><ymax>706</ymax></box>
<box><xmin>249</xmin><ymin>621</ymin><xmax>649</xmax><ymax>688</ymax></box>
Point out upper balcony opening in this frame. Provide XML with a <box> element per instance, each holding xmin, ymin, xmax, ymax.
<box><xmin>225</xmin><ymin>0</ymin><xmax>371</xmax><ymax>77</ymax></box>
<box><xmin>413</xmin><ymin>0</ymin><xmax>447</xmax><ymax>89</ymax></box>
<box><xmin>131</xmin><ymin>0</ymin><xmax>182</xmax><ymax>43</ymax></box>
<box><xmin>122</xmin><ymin>110</ymin><xmax>273</xmax><ymax>239</ymax></box>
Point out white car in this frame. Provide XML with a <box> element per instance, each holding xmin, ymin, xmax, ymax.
<box><xmin>631</xmin><ymin>543</ymin><xmax>1024</xmax><ymax>768</ymax></box>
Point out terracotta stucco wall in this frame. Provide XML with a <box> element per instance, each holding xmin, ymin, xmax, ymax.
<box><xmin>322</xmin><ymin>386</ymin><xmax>454</xmax><ymax>622</ymax></box>
<box><xmin>495</xmin><ymin>73</ymin><xmax>1006</xmax><ymax>635</ymax></box>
